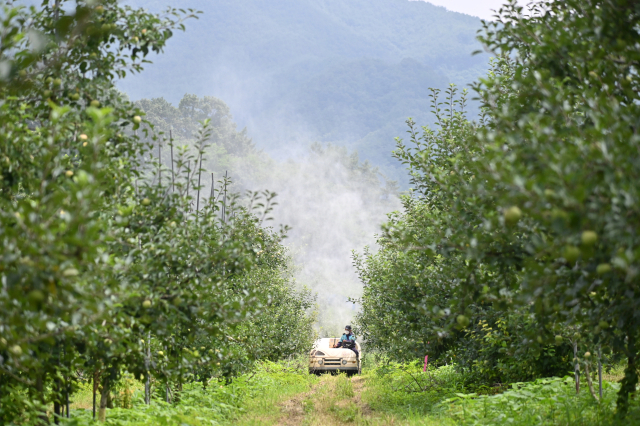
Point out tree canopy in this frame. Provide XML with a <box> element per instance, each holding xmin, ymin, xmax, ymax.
<box><xmin>355</xmin><ymin>0</ymin><xmax>640</xmax><ymax>414</ymax></box>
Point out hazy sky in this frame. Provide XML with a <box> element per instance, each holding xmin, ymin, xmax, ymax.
<box><xmin>420</xmin><ymin>0</ymin><xmax>530</xmax><ymax>21</ymax></box>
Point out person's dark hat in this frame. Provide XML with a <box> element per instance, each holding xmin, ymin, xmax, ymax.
<box><xmin>345</xmin><ymin>325</ymin><xmax>352</xmax><ymax>330</ymax></box>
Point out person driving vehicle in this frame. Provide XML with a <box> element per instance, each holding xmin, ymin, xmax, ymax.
<box><xmin>333</xmin><ymin>325</ymin><xmax>359</xmax><ymax>359</ymax></box>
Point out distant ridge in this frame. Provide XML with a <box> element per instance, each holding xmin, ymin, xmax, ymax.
<box><xmin>121</xmin><ymin>0</ymin><xmax>488</xmax><ymax>183</ymax></box>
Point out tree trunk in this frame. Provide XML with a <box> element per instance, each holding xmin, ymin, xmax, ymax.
<box><xmin>53</xmin><ymin>377</ymin><xmax>61</xmax><ymax>424</ymax></box>
<box><xmin>36</xmin><ymin>373</ymin><xmax>48</xmax><ymax>425</ymax></box>
<box><xmin>107</xmin><ymin>391</ymin><xmax>114</xmax><ymax>409</ymax></box>
<box><xmin>145</xmin><ymin>331</ymin><xmax>151</xmax><ymax>405</ymax></box>
<box><xmin>573</xmin><ymin>340</ymin><xmax>580</xmax><ymax>394</ymax></box>
<box><xmin>585</xmin><ymin>362</ymin><xmax>599</xmax><ymax>401</ymax></box>
<box><xmin>174</xmin><ymin>378</ymin><xmax>183</xmax><ymax>404</ymax></box>
<box><xmin>93</xmin><ymin>369</ymin><xmax>101</xmax><ymax>420</ymax></box>
<box><xmin>598</xmin><ymin>345</ymin><xmax>603</xmax><ymax>401</ymax></box>
<box><xmin>98</xmin><ymin>377</ymin><xmax>110</xmax><ymax>422</ymax></box>
<box><xmin>616</xmin><ymin>332</ymin><xmax>638</xmax><ymax>417</ymax></box>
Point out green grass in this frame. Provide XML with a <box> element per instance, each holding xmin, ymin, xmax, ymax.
<box><xmin>233</xmin><ymin>360</ymin><xmax>319</xmax><ymax>425</ymax></box>
<box><xmin>60</xmin><ymin>359</ymin><xmax>640</xmax><ymax>425</ymax></box>
<box><xmin>361</xmin><ymin>361</ymin><xmax>640</xmax><ymax>426</ymax></box>
<box><xmin>62</xmin><ymin>360</ymin><xmax>318</xmax><ymax>425</ymax></box>
<box><xmin>360</xmin><ymin>363</ymin><xmax>460</xmax><ymax>425</ymax></box>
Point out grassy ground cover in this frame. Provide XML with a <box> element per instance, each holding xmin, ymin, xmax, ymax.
<box><xmin>60</xmin><ymin>359</ymin><xmax>640</xmax><ymax>425</ymax></box>
<box><xmin>361</xmin><ymin>361</ymin><xmax>640</xmax><ymax>426</ymax></box>
<box><xmin>62</xmin><ymin>360</ymin><xmax>318</xmax><ymax>425</ymax></box>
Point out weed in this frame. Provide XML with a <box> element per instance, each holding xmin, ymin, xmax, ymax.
<box><xmin>335</xmin><ymin>374</ymin><xmax>355</xmax><ymax>399</ymax></box>
<box><xmin>302</xmin><ymin>399</ymin><xmax>315</xmax><ymax>413</ymax></box>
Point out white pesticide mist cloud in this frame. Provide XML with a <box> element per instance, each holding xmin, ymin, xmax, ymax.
<box><xmin>134</xmin><ymin>98</ymin><xmax>403</xmax><ymax>339</ymax></box>
<box><xmin>144</xmin><ymin>120</ymin><xmax>403</xmax><ymax>338</ymax></box>
<box><xmin>221</xmin><ymin>144</ymin><xmax>402</xmax><ymax>337</ymax></box>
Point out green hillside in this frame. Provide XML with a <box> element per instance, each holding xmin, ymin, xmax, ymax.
<box><xmin>120</xmin><ymin>0</ymin><xmax>488</xmax><ymax>182</ymax></box>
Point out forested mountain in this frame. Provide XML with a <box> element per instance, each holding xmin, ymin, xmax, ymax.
<box><xmin>120</xmin><ymin>0</ymin><xmax>487</xmax><ymax>182</ymax></box>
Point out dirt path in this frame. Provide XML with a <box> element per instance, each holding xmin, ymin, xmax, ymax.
<box><xmin>276</xmin><ymin>374</ymin><xmax>377</xmax><ymax>426</ymax></box>
<box><xmin>278</xmin><ymin>381</ymin><xmax>322</xmax><ymax>426</ymax></box>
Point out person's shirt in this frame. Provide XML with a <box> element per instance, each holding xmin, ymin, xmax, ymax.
<box><xmin>340</xmin><ymin>333</ymin><xmax>356</xmax><ymax>343</ymax></box>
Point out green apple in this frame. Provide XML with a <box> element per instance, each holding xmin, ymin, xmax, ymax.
<box><xmin>27</xmin><ymin>290</ymin><xmax>45</xmax><ymax>304</ymax></box>
<box><xmin>596</xmin><ymin>263</ymin><xmax>611</xmax><ymax>275</ymax></box>
<box><xmin>581</xmin><ymin>230</ymin><xmax>598</xmax><ymax>246</ymax></box>
<box><xmin>563</xmin><ymin>246</ymin><xmax>581</xmax><ymax>263</ymax></box>
<box><xmin>75</xmin><ymin>171</ymin><xmax>91</xmax><ymax>186</ymax></box>
<box><xmin>504</xmin><ymin>206</ymin><xmax>522</xmax><ymax>225</ymax></box>
<box><xmin>456</xmin><ymin>315</ymin><xmax>470</xmax><ymax>327</ymax></box>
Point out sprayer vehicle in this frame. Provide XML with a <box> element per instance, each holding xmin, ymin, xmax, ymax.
<box><xmin>308</xmin><ymin>338</ymin><xmax>361</xmax><ymax>376</ymax></box>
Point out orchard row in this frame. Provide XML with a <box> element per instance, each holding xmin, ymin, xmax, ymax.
<box><xmin>355</xmin><ymin>0</ymin><xmax>640</xmax><ymax>416</ymax></box>
<box><xmin>0</xmin><ymin>1</ymin><xmax>314</xmax><ymax>423</ymax></box>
